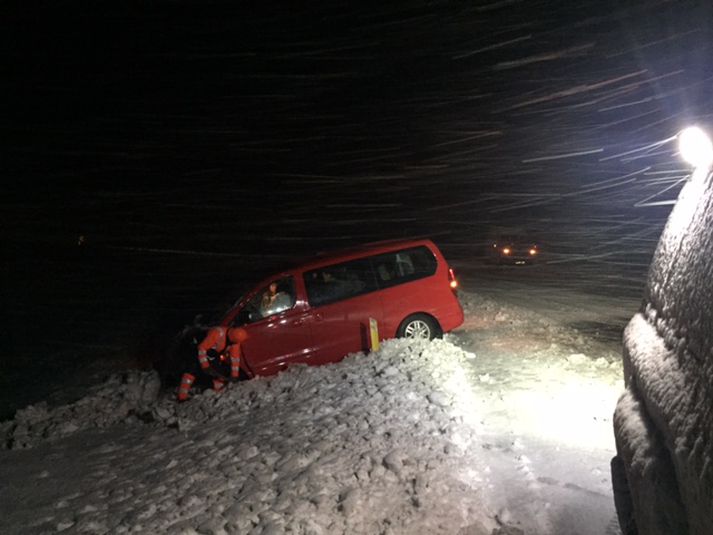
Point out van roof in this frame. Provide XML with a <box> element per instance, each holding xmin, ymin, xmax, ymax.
<box><xmin>264</xmin><ymin>238</ymin><xmax>439</xmax><ymax>279</ymax></box>
<box><xmin>299</xmin><ymin>238</ymin><xmax>437</xmax><ymax>272</ymax></box>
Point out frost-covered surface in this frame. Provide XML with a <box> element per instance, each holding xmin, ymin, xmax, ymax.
<box><xmin>612</xmin><ymin>387</ymin><xmax>687</xmax><ymax>534</ymax></box>
<box><xmin>0</xmin><ymin>290</ymin><xmax>629</xmax><ymax>535</ymax></box>
<box><xmin>612</xmin><ymin>170</ymin><xmax>713</xmax><ymax>535</ymax></box>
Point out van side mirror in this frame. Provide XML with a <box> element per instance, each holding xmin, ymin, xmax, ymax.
<box><xmin>237</xmin><ymin>309</ymin><xmax>252</xmax><ymax>325</ymax></box>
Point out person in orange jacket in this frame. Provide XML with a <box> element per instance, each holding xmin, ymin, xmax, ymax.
<box><xmin>177</xmin><ymin>326</ymin><xmax>248</xmax><ymax>402</ymax></box>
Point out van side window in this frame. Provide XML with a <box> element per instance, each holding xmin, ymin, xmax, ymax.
<box><xmin>372</xmin><ymin>246</ymin><xmax>437</xmax><ymax>288</ymax></box>
<box><xmin>304</xmin><ymin>257</ymin><xmax>377</xmax><ymax>307</ymax></box>
<box><xmin>240</xmin><ymin>276</ymin><xmax>296</xmax><ymax>324</ymax></box>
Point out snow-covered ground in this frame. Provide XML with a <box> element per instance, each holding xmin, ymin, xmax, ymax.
<box><xmin>0</xmin><ymin>290</ymin><xmax>635</xmax><ymax>535</ymax></box>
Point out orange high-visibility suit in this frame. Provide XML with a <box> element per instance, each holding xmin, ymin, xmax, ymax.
<box><xmin>177</xmin><ymin>327</ymin><xmax>247</xmax><ymax>401</ymax></box>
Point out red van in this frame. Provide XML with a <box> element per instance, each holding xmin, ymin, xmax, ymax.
<box><xmin>220</xmin><ymin>239</ymin><xmax>464</xmax><ymax>377</ymax></box>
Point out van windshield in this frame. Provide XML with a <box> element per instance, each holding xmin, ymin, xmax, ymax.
<box><xmin>235</xmin><ymin>276</ymin><xmax>296</xmax><ymax>324</ymax></box>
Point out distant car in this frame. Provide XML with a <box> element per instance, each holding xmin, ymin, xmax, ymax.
<box><xmin>166</xmin><ymin>239</ymin><xmax>464</xmax><ymax>381</ymax></box>
<box><xmin>489</xmin><ymin>235</ymin><xmax>540</xmax><ymax>265</ymax></box>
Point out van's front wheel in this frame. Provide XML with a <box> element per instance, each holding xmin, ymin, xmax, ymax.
<box><xmin>397</xmin><ymin>314</ymin><xmax>440</xmax><ymax>340</ymax></box>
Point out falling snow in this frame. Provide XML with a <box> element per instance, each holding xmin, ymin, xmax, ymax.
<box><xmin>3</xmin><ymin>1</ymin><xmax>712</xmax><ymax>533</ymax></box>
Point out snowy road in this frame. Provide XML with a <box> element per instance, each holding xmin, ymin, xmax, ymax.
<box><xmin>0</xmin><ymin>283</ymin><xmax>638</xmax><ymax>534</ymax></box>
<box><xmin>443</xmin><ymin>286</ymin><xmax>633</xmax><ymax>535</ymax></box>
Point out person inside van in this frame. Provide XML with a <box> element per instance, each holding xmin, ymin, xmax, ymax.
<box><xmin>260</xmin><ymin>280</ymin><xmax>294</xmax><ymax>317</ymax></box>
<box><xmin>261</xmin><ymin>282</ymin><xmax>279</xmax><ymax>313</ymax></box>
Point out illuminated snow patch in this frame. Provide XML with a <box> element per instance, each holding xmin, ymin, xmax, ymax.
<box><xmin>505</xmin><ymin>364</ymin><xmax>621</xmax><ymax>450</ymax></box>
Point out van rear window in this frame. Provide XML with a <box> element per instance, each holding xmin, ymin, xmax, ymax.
<box><xmin>371</xmin><ymin>246</ymin><xmax>437</xmax><ymax>288</ymax></box>
<box><xmin>304</xmin><ymin>257</ymin><xmax>377</xmax><ymax>307</ymax></box>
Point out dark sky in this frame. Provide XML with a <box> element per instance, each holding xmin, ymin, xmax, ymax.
<box><xmin>4</xmin><ymin>0</ymin><xmax>712</xmax><ymax>253</ymax></box>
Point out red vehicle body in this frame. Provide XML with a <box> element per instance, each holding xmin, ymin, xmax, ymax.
<box><xmin>220</xmin><ymin>239</ymin><xmax>464</xmax><ymax>377</ymax></box>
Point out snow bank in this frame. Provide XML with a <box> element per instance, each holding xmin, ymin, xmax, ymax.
<box><xmin>613</xmin><ymin>170</ymin><xmax>713</xmax><ymax>534</ymax></box>
<box><xmin>4</xmin><ymin>370</ymin><xmax>162</xmax><ymax>450</ymax></box>
<box><xmin>1</xmin><ymin>339</ymin><xmax>505</xmax><ymax>535</ymax></box>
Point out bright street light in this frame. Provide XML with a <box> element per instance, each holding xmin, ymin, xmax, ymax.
<box><xmin>678</xmin><ymin>126</ymin><xmax>713</xmax><ymax>170</ymax></box>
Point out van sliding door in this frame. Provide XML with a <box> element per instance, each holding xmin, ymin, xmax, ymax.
<box><xmin>303</xmin><ymin>257</ymin><xmax>382</xmax><ymax>364</ymax></box>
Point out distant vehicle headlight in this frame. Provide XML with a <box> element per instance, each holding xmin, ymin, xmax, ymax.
<box><xmin>529</xmin><ymin>248</ymin><xmax>537</xmax><ymax>256</ymax></box>
<box><xmin>502</xmin><ymin>247</ymin><xmax>511</xmax><ymax>255</ymax></box>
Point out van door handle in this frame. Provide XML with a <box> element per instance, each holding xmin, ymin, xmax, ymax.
<box><xmin>315</xmin><ymin>313</ymin><xmax>323</xmax><ymax>322</ymax></box>
<box><xmin>292</xmin><ymin>319</ymin><xmax>304</xmax><ymax>326</ymax></box>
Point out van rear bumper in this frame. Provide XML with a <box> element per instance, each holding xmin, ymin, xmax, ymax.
<box><xmin>438</xmin><ymin>301</ymin><xmax>464</xmax><ymax>333</ymax></box>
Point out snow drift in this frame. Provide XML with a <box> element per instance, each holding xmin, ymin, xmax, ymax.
<box><xmin>613</xmin><ymin>170</ymin><xmax>713</xmax><ymax>534</ymax></box>
<box><xmin>1</xmin><ymin>339</ymin><xmax>505</xmax><ymax>535</ymax></box>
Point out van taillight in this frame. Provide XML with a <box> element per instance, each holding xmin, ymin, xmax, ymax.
<box><xmin>448</xmin><ymin>267</ymin><xmax>458</xmax><ymax>291</ymax></box>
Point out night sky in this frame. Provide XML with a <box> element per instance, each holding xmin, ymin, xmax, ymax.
<box><xmin>3</xmin><ymin>0</ymin><xmax>713</xmax><ymax>416</ymax></box>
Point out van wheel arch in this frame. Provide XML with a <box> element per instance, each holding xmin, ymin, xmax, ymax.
<box><xmin>396</xmin><ymin>313</ymin><xmax>442</xmax><ymax>340</ymax></box>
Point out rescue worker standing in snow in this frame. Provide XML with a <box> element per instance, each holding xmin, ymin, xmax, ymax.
<box><xmin>177</xmin><ymin>326</ymin><xmax>248</xmax><ymax>402</ymax></box>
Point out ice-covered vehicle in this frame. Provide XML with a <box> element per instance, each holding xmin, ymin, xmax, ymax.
<box><xmin>611</xmin><ymin>169</ymin><xmax>713</xmax><ymax>534</ymax></box>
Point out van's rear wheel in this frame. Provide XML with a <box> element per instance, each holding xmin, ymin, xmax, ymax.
<box><xmin>397</xmin><ymin>314</ymin><xmax>440</xmax><ymax>340</ymax></box>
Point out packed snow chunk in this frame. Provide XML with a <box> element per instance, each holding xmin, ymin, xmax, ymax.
<box><xmin>339</xmin><ymin>487</ymin><xmax>362</xmax><ymax>516</ymax></box>
<box><xmin>383</xmin><ymin>450</ymin><xmax>405</xmax><ymax>475</ymax></box>
<box><xmin>566</xmin><ymin>353</ymin><xmax>589</xmax><ymax>365</ymax></box>
<box><xmin>494</xmin><ymin>311</ymin><xmax>510</xmax><ymax>323</ymax></box>
<box><xmin>56</xmin><ymin>519</ymin><xmax>74</xmax><ymax>532</ymax></box>
<box><xmin>427</xmin><ymin>392</ymin><xmax>452</xmax><ymax>408</ymax></box>
<box><xmin>381</xmin><ymin>365</ymin><xmax>400</xmax><ymax>377</ymax></box>
<box><xmin>593</xmin><ymin>357</ymin><xmax>610</xmax><ymax>368</ymax></box>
